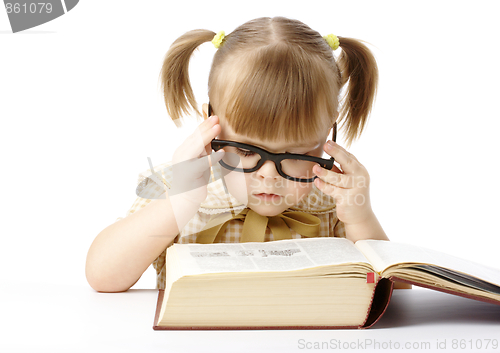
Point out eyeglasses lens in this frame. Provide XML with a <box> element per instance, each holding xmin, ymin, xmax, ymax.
<box><xmin>221</xmin><ymin>147</ymin><xmax>316</xmax><ymax>179</ymax></box>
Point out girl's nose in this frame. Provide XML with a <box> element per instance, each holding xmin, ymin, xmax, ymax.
<box><xmin>256</xmin><ymin>160</ymin><xmax>280</xmax><ymax>179</ymax></box>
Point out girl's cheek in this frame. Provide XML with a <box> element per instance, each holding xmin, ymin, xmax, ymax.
<box><xmin>222</xmin><ymin>171</ymin><xmax>250</xmax><ymax>204</ymax></box>
<box><xmin>282</xmin><ymin>183</ymin><xmax>313</xmax><ymax>206</ymax></box>
<box><xmin>247</xmin><ymin>173</ymin><xmax>261</xmax><ymax>189</ymax></box>
<box><xmin>295</xmin><ymin>183</ymin><xmax>314</xmax><ymax>200</ymax></box>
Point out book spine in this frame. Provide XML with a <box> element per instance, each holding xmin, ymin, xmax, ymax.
<box><xmin>361</xmin><ymin>278</ymin><xmax>394</xmax><ymax>328</ymax></box>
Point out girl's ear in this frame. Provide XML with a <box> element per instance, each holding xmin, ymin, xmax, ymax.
<box><xmin>202</xmin><ymin>103</ymin><xmax>209</xmax><ymax>120</ymax></box>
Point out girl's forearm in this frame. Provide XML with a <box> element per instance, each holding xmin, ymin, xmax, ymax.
<box><xmin>344</xmin><ymin>211</ymin><xmax>389</xmax><ymax>243</ymax></box>
<box><xmin>85</xmin><ymin>195</ymin><xmax>197</xmax><ymax>292</ymax></box>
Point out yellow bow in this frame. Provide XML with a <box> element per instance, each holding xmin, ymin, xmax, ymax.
<box><xmin>196</xmin><ymin>208</ymin><xmax>321</xmax><ymax>244</ymax></box>
<box><xmin>323</xmin><ymin>34</ymin><xmax>340</xmax><ymax>51</ymax></box>
<box><xmin>212</xmin><ymin>31</ymin><xmax>225</xmax><ymax>49</ymax></box>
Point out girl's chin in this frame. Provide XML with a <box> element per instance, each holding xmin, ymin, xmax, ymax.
<box><xmin>247</xmin><ymin>202</ymin><xmax>290</xmax><ymax>217</ymax></box>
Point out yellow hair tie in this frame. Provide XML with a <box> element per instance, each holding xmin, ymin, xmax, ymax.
<box><xmin>323</xmin><ymin>34</ymin><xmax>340</xmax><ymax>51</ymax></box>
<box><xmin>212</xmin><ymin>31</ymin><xmax>225</xmax><ymax>49</ymax></box>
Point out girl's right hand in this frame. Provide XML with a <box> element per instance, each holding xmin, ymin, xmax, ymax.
<box><xmin>169</xmin><ymin>115</ymin><xmax>224</xmax><ymax>208</ymax></box>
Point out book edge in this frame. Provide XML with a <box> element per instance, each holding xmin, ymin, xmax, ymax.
<box><xmin>388</xmin><ymin>276</ymin><xmax>500</xmax><ymax>306</ymax></box>
<box><xmin>152</xmin><ymin>282</ymin><xmax>384</xmax><ymax>330</ymax></box>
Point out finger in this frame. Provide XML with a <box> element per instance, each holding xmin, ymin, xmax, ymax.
<box><xmin>330</xmin><ymin>164</ymin><xmax>343</xmax><ymax>174</ymax></box>
<box><xmin>204</xmin><ymin>121</ymin><xmax>221</xmax><ymax>155</ymax></box>
<box><xmin>314</xmin><ymin>177</ymin><xmax>340</xmax><ymax>198</ymax></box>
<box><xmin>323</xmin><ymin>141</ymin><xmax>359</xmax><ymax>174</ymax></box>
<box><xmin>178</xmin><ymin>117</ymin><xmax>220</xmax><ymax>160</ymax></box>
<box><xmin>185</xmin><ymin>115</ymin><xmax>218</xmax><ymax>146</ymax></box>
<box><xmin>313</xmin><ymin>165</ymin><xmax>352</xmax><ymax>189</ymax></box>
<box><xmin>209</xmin><ymin>150</ymin><xmax>225</xmax><ymax>166</ymax></box>
<box><xmin>197</xmin><ymin>116</ymin><xmax>220</xmax><ymax>156</ymax></box>
<box><xmin>198</xmin><ymin>115</ymin><xmax>219</xmax><ymax>134</ymax></box>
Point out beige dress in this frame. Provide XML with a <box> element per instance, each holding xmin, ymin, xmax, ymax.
<box><xmin>116</xmin><ymin>161</ymin><xmax>346</xmax><ymax>289</ymax></box>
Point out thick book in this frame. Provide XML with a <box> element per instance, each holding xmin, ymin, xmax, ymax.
<box><xmin>152</xmin><ymin>238</ymin><xmax>500</xmax><ymax>330</ymax></box>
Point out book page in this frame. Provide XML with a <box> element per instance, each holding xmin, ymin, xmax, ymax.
<box><xmin>174</xmin><ymin>237</ymin><xmax>372</xmax><ymax>276</ymax></box>
<box><xmin>356</xmin><ymin>240</ymin><xmax>500</xmax><ymax>286</ymax></box>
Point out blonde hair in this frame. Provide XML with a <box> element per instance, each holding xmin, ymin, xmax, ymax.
<box><xmin>160</xmin><ymin>17</ymin><xmax>378</xmax><ymax>147</ymax></box>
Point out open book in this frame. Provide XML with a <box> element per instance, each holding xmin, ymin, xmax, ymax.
<box><xmin>153</xmin><ymin>238</ymin><xmax>500</xmax><ymax>330</ymax></box>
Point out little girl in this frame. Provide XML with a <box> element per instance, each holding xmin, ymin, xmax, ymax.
<box><xmin>86</xmin><ymin>17</ymin><xmax>389</xmax><ymax>292</ymax></box>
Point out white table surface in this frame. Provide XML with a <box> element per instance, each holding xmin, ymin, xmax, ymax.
<box><xmin>2</xmin><ymin>281</ymin><xmax>500</xmax><ymax>353</ymax></box>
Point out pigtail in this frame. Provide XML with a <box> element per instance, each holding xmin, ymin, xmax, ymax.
<box><xmin>336</xmin><ymin>37</ymin><xmax>378</xmax><ymax>148</ymax></box>
<box><xmin>159</xmin><ymin>29</ymin><xmax>216</xmax><ymax>127</ymax></box>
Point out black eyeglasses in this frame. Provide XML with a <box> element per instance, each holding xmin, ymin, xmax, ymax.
<box><xmin>208</xmin><ymin>103</ymin><xmax>337</xmax><ymax>183</ymax></box>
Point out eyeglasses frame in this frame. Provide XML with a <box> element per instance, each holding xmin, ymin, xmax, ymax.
<box><xmin>208</xmin><ymin>103</ymin><xmax>337</xmax><ymax>183</ymax></box>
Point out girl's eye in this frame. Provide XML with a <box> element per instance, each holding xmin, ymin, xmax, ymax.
<box><xmin>236</xmin><ymin>148</ymin><xmax>255</xmax><ymax>157</ymax></box>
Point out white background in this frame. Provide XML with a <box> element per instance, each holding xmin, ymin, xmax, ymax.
<box><xmin>1</xmin><ymin>0</ymin><xmax>500</xmax><ymax>292</ymax></box>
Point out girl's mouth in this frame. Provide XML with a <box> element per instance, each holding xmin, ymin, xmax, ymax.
<box><xmin>254</xmin><ymin>193</ymin><xmax>282</xmax><ymax>201</ymax></box>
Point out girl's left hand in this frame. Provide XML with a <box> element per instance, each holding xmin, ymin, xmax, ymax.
<box><xmin>313</xmin><ymin>140</ymin><xmax>373</xmax><ymax>226</ymax></box>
